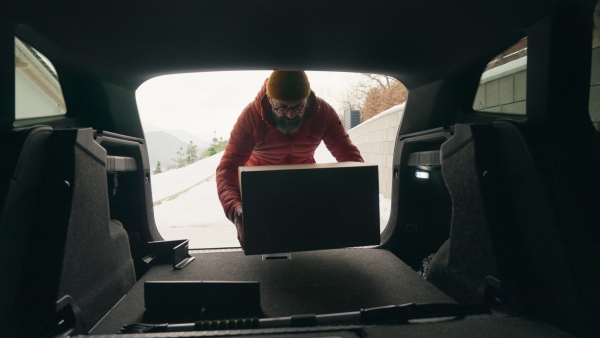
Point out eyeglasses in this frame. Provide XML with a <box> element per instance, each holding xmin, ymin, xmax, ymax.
<box><xmin>270</xmin><ymin>98</ymin><xmax>308</xmax><ymax>115</ymax></box>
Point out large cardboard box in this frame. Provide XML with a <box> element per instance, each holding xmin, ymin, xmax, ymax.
<box><xmin>239</xmin><ymin>162</ymin><xmax>380</xmax><ymax>255</ymax></box>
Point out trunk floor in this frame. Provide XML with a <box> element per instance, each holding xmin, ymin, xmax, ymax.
<box><xmin>90</xmin><ymin>248</ymin><xmax>454</xmax><ymax>334</ymax></box>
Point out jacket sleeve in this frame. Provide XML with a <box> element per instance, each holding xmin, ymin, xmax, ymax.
<box><xmin>320</xmin><ymin>102</ymin><xmax>364</xmax><ymax>162</ymax></box>
<box><xmin>216</xmin><ymin>105</ymin><xmax>256</xmax><ymax>221</ymax></box>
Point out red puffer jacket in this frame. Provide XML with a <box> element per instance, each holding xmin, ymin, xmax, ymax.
<box><xmin>216</xmin><ymin>82</ymin><xmax>363</xmax><ymax>221</ymax></box>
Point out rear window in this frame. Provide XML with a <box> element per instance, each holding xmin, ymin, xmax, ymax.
<box><xmin>136</xmin><ymin>71</ymin><xmax>407</xmax><ymax>248</ymax></box>
<box><xmin>14</xmin><ymin>37</ymin><xmax>66</xmax><ymax>120</ymax></box>
<box><xmin>472</xmin><ymin>1</ymin><xmax>600</xmax><ymax>131</ymax></box>
<box><xmin>473</xmin><ymin>38</ymin><xmax>527</xmax><ymax>118</ymax></box>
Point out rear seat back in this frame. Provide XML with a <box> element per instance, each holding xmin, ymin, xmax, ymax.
<box><xmin>427</xmin><ymin>121</ymin><xmax>600</xmax><ymax>336</ymax></box>
<box><xmin>0</xmin><ymin>126</ymin><xmax>56</xmax><ymax>335</ymax></box>
<box><xmin>53</xmin><ymin>128</ymin><xmax>136</xmax><ymax>333</ymax></box>
<box><xmin>492</xmin><ymin>121</ymin><xmax>600</xmax><ymax>336</ymax></box>
<box><xmin>0</xmin><ymin>127</ymin><xmax>135</xmax><ymax>336</ymax></box>
<box><xmin>426</xmin><ymin>124</ymin><xmax>500</xmax><ymax>304</ymax></box>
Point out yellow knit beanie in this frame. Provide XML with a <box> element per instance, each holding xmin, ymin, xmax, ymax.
<box><xmin>266</xmin><ymin>71</ymin><xmax>311</xmax><ymax>100</ymax></box>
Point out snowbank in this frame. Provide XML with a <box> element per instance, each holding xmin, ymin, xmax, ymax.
<box><xmin>150</xmin><ymin>152</ymin><xmax>223</xmax><ymax>202</ymax></box>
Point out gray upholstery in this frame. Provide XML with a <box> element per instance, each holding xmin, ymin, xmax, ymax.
<box><xmin>53</xmin><ymin>128</ymin><xmax>136</xmax><ymax>332</ymax></box>
<box><xmin>490</xmin><ymin>121</ymin><xmax>600</xmax><ymax>336</ymax></box>
<box><xmin>0</xmin><ymin>127</ymin><xmax>136</xmax><ymax>336</ymax></box>
<box><xmin>90</xmin><ymin>248</ymin><xmax>455</xmax><ymax>334</ymax></box>
<box><xmin>427</xmin><ymin>124</ymin><xmax>499</xmax><ymax>305</ymax></box>
<box><xmin>428</xmin><ymin>121</ymin><xmax>600</xmax><ymax>336</ymax></box>
<box><xmin>363</xmin><ymin>316</ymin><xmax>572</xmax><ymax>337</ymax></box>
<box><xmin>0</xmin><ymin>126</ymin><xmax>56</xmax><ymax>335</ymax></box>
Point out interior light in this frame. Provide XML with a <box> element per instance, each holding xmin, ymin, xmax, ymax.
<box><xmin>415</xmin><ymin>171</ymin><xmax>429</xmax><ymax>179</ymax></box>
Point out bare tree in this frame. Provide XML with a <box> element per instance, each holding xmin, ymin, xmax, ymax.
<box><xmin>360</xmin><ymin>77</ymin><xmax>407</xmax><ymax>122</ymax></box>
<box><xmin>335</xmin><ymin>73</ymin><xmax>407</xmax><ymax>123</ymax></box>
<box><xmin>333</xmin><ymin>74</ymin><xmax>370</xmax><ymax>112</ymax></box>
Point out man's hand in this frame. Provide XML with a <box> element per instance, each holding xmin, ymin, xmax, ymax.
<box><xmin>233</xmin><ymin>205</ymin><xmax>244</xmax><ymax>248</ymax></box>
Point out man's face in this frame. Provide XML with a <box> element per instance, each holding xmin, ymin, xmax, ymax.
<box><xmin>269</xmin><ymin>97</ymin><xmax>308</xmax><ymax>134</ymax></box>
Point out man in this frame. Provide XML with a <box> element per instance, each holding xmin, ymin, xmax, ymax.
<box><xmin>216</xmin><ymin>71</ymin><xmax>364</xmax><ymax>247</ymax></box>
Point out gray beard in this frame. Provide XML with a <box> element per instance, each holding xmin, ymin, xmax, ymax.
<box><xmin>272</xmin><ymin>111</ymin><xmax>305</xmax><ymax>134</ymax></box>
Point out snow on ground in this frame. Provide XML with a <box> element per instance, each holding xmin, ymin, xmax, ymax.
<box><xmin>150</xmin><ymin>152</ymin><xmax>223</xmax><ymax>201</ymax></box>
<box><xmin>151</xmin><ymin>142</ymin><xmax>392</xmax><ymax>249</ymax></box>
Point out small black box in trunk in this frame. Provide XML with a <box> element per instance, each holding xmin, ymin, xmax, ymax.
<box><xmin>144</xmin><ymin>281</ymin><xmax>261</xmax><ymax>319</ymax></box>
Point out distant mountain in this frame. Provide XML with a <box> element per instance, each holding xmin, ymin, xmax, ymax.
<box><xmin>141</xmin><ymin>122</ymin><xmax>165</xmax><ymax>134</ymax></box>
<box><xmin>142</xmin><ymin>123</ymin><xmax>210</xmax><ymax>169</ymax></box>
<box><xmin>145</xmin><ymin>131</ymin><xmax>197</xmax><ymax>169</ymax></box>
<box><xmin>168</xmin><ymin>129</ymin><xmax>210</xmax><ymax>148</ymax></box>
<box><xmin>142</xmin><ymin>122</ymin><xmax>209</xmax><ymax>146</ymax></box>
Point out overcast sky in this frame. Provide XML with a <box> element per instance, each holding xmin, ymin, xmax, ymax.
<box><xmin>135</xmin><ymin>70</ymin><xmax>360</xmax><ymax>141</ymax></box>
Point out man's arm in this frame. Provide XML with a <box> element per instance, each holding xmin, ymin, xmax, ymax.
<box><xmin>216</xmin><ymin>106</ymin><xmax>255</xmax><ymax>245</ymax></box>
<box><xmin>232</xmin><ymin>205</ymin><xmax>244</xmax><ymax>246</ymax></box>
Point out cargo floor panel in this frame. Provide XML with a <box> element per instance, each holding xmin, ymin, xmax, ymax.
<box><xmin>90</xmin><ymin>248</ymin><xmax>454</xmax><ymax>334</ymax></box>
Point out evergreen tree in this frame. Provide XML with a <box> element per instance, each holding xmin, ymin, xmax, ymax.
<box><xmin>201</xmin><ymin>132</ymin><xmax>228</xmax><ymax>159</ymax></box>
<box><xmin>153</xmin><ymin>161</ymin><xmax>163</xmax><ymax>174</ymax></box>
<box><xmin>185</xmin><ymin>141</ymin><xmax>198</xmax><ymax>164</ymax></box>
<box><xmin>172</xmin><ymin>140</ymin><xmax>200</xmax><ymax>168</ymax></box>
<box><xmin>172</xmin><ymin>146</ymin><xmax>187</xmax><ymax>168</ymax></box>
